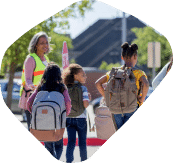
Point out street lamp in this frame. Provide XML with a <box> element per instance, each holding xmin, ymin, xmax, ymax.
<box><xmin>121</xmin><ymin>12</ymin><xmax>126</xmax><ymax>65</ymax></box>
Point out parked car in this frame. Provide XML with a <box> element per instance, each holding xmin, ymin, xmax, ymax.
<box><xmin>91</xmin><ymin>86</ymin><xmax>154</xmax><ymax>113</ymax></box>
<box><xmin>0</xmin><ymin>79</ymin><xmax>27</xmax><ymax>121</ymax></box>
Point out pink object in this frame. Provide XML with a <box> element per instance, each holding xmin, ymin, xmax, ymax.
<box><xmin>26</xmin><ymin>89</ymin><xmax>71</xmax><ymax>115</ymax></box>
<box><xmin>18</xmin><ymin>56</ymin><xmax>36</xmax><ymax>110</ymax></box>
<box><xmin>62</xmin><ymin>41</ymin><xmax>69</xmax><ymax>70</ymax></box>
<box><xmin>40</xmin><ymin>138</ymin><xmax>107</xmax><ymax>146</ymax></box>
<box><xmin>63</xmin><ymin>138</ymin><xmax>107</xmax><ymax>146</ymax></box>
<box><xmin>19</xmin><ymin>55</ymin><xmax>49</xmax><ymax>110</ymax></box>
<box><xmin>25</xmin><ymin>56</ymin><xmax>36</xmax><ymax>88</ymax></box>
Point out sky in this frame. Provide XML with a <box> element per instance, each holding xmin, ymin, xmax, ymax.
<box><xmin>56</xmin><ymin>1</ymin><xmax>129</xmax><ymax>39</ymax></box>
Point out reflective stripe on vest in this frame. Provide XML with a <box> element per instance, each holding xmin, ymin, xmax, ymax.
<box><xmin>22</xmin><ymin>70</ymin><xmax>45</xmax><ymax>76</ymax></box>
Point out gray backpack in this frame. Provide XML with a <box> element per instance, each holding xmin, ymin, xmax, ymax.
<box><xmin>30</xmin><ymin>91</ymin><xmax>66</xmax><ymax>142</ymax></box>
<box><xmin>105</xmin><ymin>67</ymin><xmax>138</xmax><ymax>115</ymax></box>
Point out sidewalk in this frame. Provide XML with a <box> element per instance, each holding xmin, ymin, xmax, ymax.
<box><xmin>16</xmin><ymin>105</ymin><xmax>107</xmax><ymax>146</ymax></box>
<box><xmin>62</xmin><ymin>105</ymin><xmax>107</xmax><ymax>146</ymax></box>
<box><xmin>15</xmin><ymin>105</ymin><xmax>106</xmax><ymax>162</ymax></box>
<box><xmin>60</xmin><ymin>145</ymin><xmax>101</xmax><ymax>162</ymax></box>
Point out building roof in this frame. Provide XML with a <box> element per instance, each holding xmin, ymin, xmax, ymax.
<box><xmin>69</xmin><ymin>15</ymin><xmax>146</xmax><ymax>68</ymax></box>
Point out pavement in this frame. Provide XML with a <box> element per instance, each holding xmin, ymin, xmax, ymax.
<box><xmin>60</xmin><ymin>146</ymin><xmax>100</xmax><ymax>162</ymax></box>
<box><xmin>14</xmin><ymin>105</ymin><xmax>106</xmax><ymax>162</ymax></box>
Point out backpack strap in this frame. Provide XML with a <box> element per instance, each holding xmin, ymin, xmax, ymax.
<box><xmin>23</xmin><ymin>87</ymin><xmax>33</xmax><ymax>97</ymax></box>
<box><xmin>108</xmin><ymin>67</ymin><xmax>120</xmax><ymax>81</ymax></box>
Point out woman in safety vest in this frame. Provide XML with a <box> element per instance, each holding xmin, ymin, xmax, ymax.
<box><xmin>18</xmin><ymin>32</ymin><xmax>50</xmax><ymax>130</ymax></box>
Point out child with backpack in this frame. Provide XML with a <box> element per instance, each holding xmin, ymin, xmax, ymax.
<box><xmin>26</xmin><ymin>63</ymin><xmax>71</xmax><ymax>160</ymax></box>
<box><xmin>62</xmin><ymin>63</ymin><xmax>91</xmax><ymax>163</ymax></box>
<box><xmin>95</xmin><ymin>42</ymin><xmax>149</xmax><ymax>130</ymax></box>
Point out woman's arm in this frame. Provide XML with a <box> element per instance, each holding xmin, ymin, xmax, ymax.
<box><xmin>24</xmin><ymin>56</ymin><xmax>36</xmax><ymax>90</ymax></box>
<box><xmin>138</xmin><ymin>76</ymin><xmax>149</xmax><ymax>104</ymax></box>
<box><xmin>63</xmin><ymin>89</ymin><xmax>72</xmax><ymax>116</ymax></box>
<box><xmin>95</xmin><ymin>75</ymin><xmax>107</xmax><ymax>98</ymax></box>
<box><xmin>26</xmin><ymin>89</ymin><xmax>38</xmax><ymax>113</ymax></box>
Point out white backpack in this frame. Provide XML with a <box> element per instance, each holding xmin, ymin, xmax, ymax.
<box><xmin>30</xmin><ymin>91</ymin><xmax>66</xmax><ymax>142</ymax></box>
<box><xmin>95</xmin><ymin>103</ymin><xmax>117</xmax><ymax>140</ymax></box>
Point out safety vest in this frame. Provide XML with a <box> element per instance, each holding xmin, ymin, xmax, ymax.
<box><xmin>19</xmin><ymin>53</ymin><xmax>49</xmax><ymax>96</ymax></box>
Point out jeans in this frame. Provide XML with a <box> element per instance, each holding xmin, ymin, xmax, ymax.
<box><xmin>44</xmin><ymin>138</ymin><xmax>63</xmax><ymax>160</ymax></box>
<box><xmin>66</xmin><ymin>118</ymin><xmax>87</xmax><ymax>163</ymax></box>
<box><xmin>113</xmin><ymin>111</ymin><xmax>136</xmax><ymax>130</ymax></box>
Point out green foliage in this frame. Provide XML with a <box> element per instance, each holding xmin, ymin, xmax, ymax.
<box><xmin>1</xmin><ymin>29</ymin><xmax>37</xmax><ymax>75</ymax></box>
<box><xmin>99</xmin><ymin>61</ymin><xmax>121</xmax><ymax>71</ymax></box>
<box><xmin>131</xmin><ymin>26</ymin><xmax>172</xmax><ymax>71</ymax></box>
<box><xmin>70</xmin><ymin>58</ymin><xmax>76</xmax><ymax>64</ymax></box>
<box><xmin>48</xmin><ymin>32</ymin><xmax>73</xmax><ymax>67</ymax></box>
<box><xmin>1</xmin><ymin>0</ymin><xmax>95</xmax><ymax>75</ymax></box>
<box><xmin>54</xmin><ymin>0</ymin><xmax>95</xmax><ymax>31</ymax></box>
<box><xmin>0</xmin><ymin>0</ymin><xmax>96</xmax><ymax>109</ymax></box>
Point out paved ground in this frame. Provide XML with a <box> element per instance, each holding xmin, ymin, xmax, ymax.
<box><xmin>60</xmin><ymin>146</ymin><xmax>100</xmax><ymax>162</ymax></box>
<box><xmin>14</xmin><ymin>105</ymin><xmax>102</xmax><ymax>162</ymax></box>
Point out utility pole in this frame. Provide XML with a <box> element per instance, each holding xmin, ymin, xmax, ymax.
<box><xmin>148</xmin><ymin>42</ymin><xmax>161</xmax><ymax>80</ymax></box>
<box><xmin>121</xmin><ymin>12</ymin><xmax>126</xmax><ymax>65</ymax></box>
<box><xmin>152</xmin><ymin>42</ymin><xmax>156</xmax><ymax>80</ymax></box>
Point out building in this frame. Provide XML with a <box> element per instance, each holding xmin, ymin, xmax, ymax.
<box><xmin>69</xmin><ymin>15</ymin><xmax>146</xmax><ymax>68</ymax></box>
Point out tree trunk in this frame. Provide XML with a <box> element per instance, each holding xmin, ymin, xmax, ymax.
<box><xmin>6</xmin><ymin>62</ymin><xmax>16</xmax><ymax>110</ymax></box>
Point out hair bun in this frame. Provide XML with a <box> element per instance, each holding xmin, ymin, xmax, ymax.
<box><xmin>131</xmin><ymin>44</ymin><xmax>138</xmax><ymax>51</ymax></box>
<box><xmin>121</xmin><ymin>42</ymin><xmax>129</xmax><ymax>50</ymax></box>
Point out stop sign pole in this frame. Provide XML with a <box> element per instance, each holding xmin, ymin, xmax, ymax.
<box><xmin>62</xmin><ymin>41</ymin><xmax>69</xmax><ymax>70</ymax></box>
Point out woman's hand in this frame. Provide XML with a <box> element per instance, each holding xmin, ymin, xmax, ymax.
<box><xmin>28</xmin><ymin>84</ymin><xmax>36</xmax><ymax>91</ymax></box>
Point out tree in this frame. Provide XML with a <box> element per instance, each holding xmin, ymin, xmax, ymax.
<box><xmin>99</xmin><ymin>61</ymin><xmax>121</xmax><ymax>71</ymax></box>
<box><xmin>54</xmin><ymin>0</ymin><xmax>95</xmax><ymax>31</ymax></box>
<box><xmin>48</xmin><ymin>32</ymin><xmax>73</xmax><ymax>66</ymax></box>
<box><xmin>1</xmin><ymin>0</ymin><xmax>96</xmax><ymax>110</ymax></box>
<box><xmin>131</xmin><ymin>26</ymin><xmax>172</xmax><ymax>70</ymax></box>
